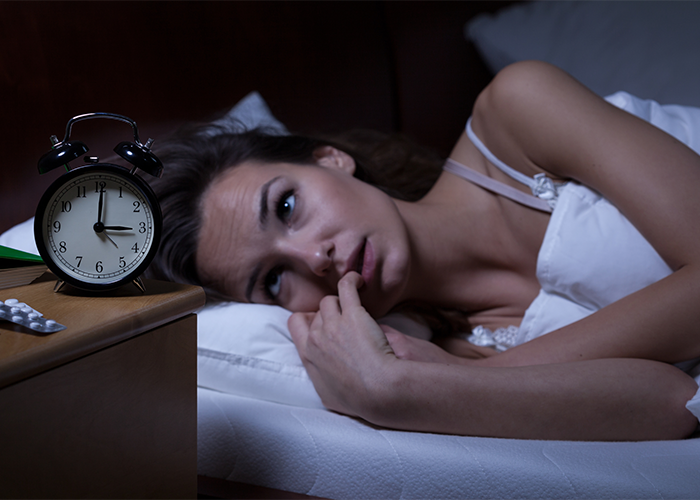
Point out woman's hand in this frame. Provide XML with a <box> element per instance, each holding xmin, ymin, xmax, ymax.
<box><xmin>434</xmin><ymin>336</ymin><xmax>498</xmax><ymax>361</ymax></box>
<box><xmin>383</xmin><ymin>327</ymin><xmax>494</xmax><ymax>364</ymax></box>
<box><xmin>288</xmin><ymin>272</ymin><xmax>396</xmax><ymax>417</ymax></box>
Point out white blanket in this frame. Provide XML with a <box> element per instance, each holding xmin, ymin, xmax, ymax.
<box><xmin>198</xmin><ymin>388</ymin><xmax>700</xmax><ymax>499</ymax></box>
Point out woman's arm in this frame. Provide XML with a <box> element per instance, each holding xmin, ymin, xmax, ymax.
<box><xmin>289</xmin><ymin>273</ymin><xmax>698</xmax><ymax>441</ymax></box>
<box><xmin>470</xmin><ymin>61</ymin><xmax>700</xmax><ymax>367</ymax></box>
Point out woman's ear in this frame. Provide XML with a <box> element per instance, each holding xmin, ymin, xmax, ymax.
<box><xmin>313</xmin><ymin>145</ymin><xmax>356</xmax><ymax>175</ymax></box>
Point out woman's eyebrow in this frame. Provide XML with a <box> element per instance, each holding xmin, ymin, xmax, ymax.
<box><xmin>259</xmin><ymin>176</ymin><xmax>281</xmax><ymax>228</ymax></box>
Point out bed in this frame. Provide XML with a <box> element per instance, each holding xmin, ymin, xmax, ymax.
<box><xmin>3</xmin><ymin>2</ymin><xmax>700</xmax><ymax>499</ymax></box>
<box><xmin>194</xmin><ymin>3</ymin><xmax>700</xmax><ymax>498</ymax></box>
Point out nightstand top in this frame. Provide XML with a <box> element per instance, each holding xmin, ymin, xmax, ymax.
<box><xmin>0</xmin><ymin>275</ymin><xmax>205</xmax><ymax>389</ymax></box>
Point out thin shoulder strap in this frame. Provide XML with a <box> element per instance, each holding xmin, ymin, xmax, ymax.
<box><xmin>465</xmin><ymin>117</ymin><xmax>539</xmax><ymax>190</ymax></box>
<box><xmin>444</xmin><ymin>158</ymin><xmax>553</xmax><ymax>213</ymax></box>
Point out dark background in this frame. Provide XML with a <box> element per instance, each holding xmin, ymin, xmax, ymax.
<box><xmin>0</xmin><ymin>1</ymin><xmax>513</xmax><ymax>235</ymax></box>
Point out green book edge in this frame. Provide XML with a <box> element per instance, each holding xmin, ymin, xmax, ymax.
<box><xmin>0</xmin><ymin>244</ymin><xmax>44</xmax><ymax>265</ymax></box>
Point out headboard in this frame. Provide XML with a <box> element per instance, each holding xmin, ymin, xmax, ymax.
<box><xmin>0</xmin><ymin>1</ymin><xmax>512</xmax><ymax>235</ymax></box>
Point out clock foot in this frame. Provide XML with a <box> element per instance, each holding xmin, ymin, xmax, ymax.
<box><xmin>132</xmin><ymin>277</ymin><xmax>146</xmax><ymax>293</ymax></box>
<box><xmin>53</xmin><ymin>280</ymin><xmax>66</xmax><ymax>293</ymax></box>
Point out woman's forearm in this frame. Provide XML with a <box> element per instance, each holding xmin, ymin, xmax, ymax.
<box><xmin>479</xmin><ymin>264</ymin><xmax>700</xmax><ymax>368</ymax></box>
<box><xmin>362</xmin><ymin>357</ymin><xmax>698</xmax><ymax>441</ymax></box>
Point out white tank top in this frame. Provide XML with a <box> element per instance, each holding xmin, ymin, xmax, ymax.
<box><xmin>447</xmin><ymin>93</ymin><xmax>700</xmax><ymax>349</ymax></box>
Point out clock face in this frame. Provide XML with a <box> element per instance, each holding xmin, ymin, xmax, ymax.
<box><xmin>35</xmin><ymin>165</ymin><xmax>161</xmax><ymax>291</ymax></box>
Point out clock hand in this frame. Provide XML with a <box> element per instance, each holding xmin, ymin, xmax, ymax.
<box><xmin>97</xmin><ymin>186</ymin><xmax>104</xmax><ymax>224</ymax></box>
<box><xmin>103</xmin><ymin>226</ymin><xmax>133</xmax><ymax>231</ymax></box>
<box><xmin>92</xmin><ymin>195</ymin><xmax>120</xmax><ymax>247</ymax></box>
<box><xmin>94</xmin><ymin>184</ymin><xmax>108</xmax><ymax>234</ymax></box>
<box><xmin>100</xmin><ymin>232</ymin><xmax>119</xmax><ymax>249</ymax></box>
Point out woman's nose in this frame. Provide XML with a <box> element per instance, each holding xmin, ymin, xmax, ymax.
<box><xmin>282</xmin><ymin>237</ymin><xmax>334</xmax><ymax>277</ymax></box>
<box><xmin>307</xmin><ymin>240</ymin><xmax>334</xmax><ymax>276</ymax></box>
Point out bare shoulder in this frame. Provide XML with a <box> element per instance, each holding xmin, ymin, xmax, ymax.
<box><xmin>474</xmin><ymin>60</ymin><xmax>596</xmax><ymax>125</ymax></box>
<box><xmin>470</xmin><ymin>61</ymin><xmax>608</xmax><ymax>178</ymax></box>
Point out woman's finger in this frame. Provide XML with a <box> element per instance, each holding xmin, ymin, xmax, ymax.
<box><xmin>288</xmin><ymin>311</ymin><xmax>314</xmax><ymax>346</ymax></box>
<box><xmin>318</xmin><ymin>294</ymin><xmax>342</xmax><ymax>318</ymax></box>
<box><xmin>337</xmin><ymin>271</ymin><xmax>364</xmax><ymax>310</ymax></box>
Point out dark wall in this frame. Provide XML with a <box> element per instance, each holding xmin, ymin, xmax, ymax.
<box><xmin>0</xmin><ymin>1</ymin><xmax>509</xmax><ymax>235</ymax></box>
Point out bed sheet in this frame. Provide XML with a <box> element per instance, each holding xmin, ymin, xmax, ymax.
<box><xmin>198</xmin><ymin>388</ymin><xmax>700</xmax><ymax>500</ymax></box>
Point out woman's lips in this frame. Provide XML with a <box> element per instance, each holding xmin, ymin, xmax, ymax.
<box><xmin>345</xmin><ymin>240</ymin><xmax>365</xmax><ymax>277</ymax></box>
<box><xmin>345</xmin><ymin>239</ymin><xmax>374</xmax><ymax>287</ymax></box>
<box><xmin>360</xmin><ymin>239</ymin><xmax>375</xmax><ymax>286</ymax></box>
<box><xmin>355</xmin><ymin>241</ymin><xmax>366</xmax><ymax>274</ymax></box>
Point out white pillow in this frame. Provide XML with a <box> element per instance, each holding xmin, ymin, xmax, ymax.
<box><xmin>208</xmin><ymin>91</ymin><xmax>289</xmax><ymax>135</ymax></box>
<box><xmin>197</xmin><ymin>302</ymin><xmax>325</xmax><ymax>409</ymax></box>
<box><xmin>467</xmin><ymin>1</ymin><xmax>700</xmax><ymax>108</ymax></box>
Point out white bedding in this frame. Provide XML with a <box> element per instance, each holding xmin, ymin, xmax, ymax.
<box><xmin>199</xmin><ymin>389</ymin><xmax>700</xmax><ymax>499</ymax></box>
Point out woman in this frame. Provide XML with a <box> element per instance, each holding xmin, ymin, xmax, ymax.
<box><xmin>150</xmin><ymin>61</ymin><xmax>700</xmax><ymax>441</ymax></box>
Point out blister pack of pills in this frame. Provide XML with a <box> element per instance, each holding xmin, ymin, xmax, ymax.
<box><xmin>0</xmin><ymin>298</ymin><xmax>67</xmax><ymax>333</ymax></box>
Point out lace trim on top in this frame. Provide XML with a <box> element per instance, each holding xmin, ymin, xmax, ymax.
<box><xmin>458</xmin><ymin>325</ymin><xmax>519</xmax><ymax>352</ymax></box>
<box><xmin>465</xmin><ymin>117</ymin><xmax>564</xmax><ymax>210</ymax></box>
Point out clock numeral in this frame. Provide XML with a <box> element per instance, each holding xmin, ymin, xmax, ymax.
<box><xmin>76</xmin><ymin>256</ymin><xmax>83</xmax><ymax>267</ymax></box>
<box><xmin>95</xmin><ymin>181</ymin><xmax>106</xmax><ymax>193</ymax></box>
<box><xmin>133</xmin><ymin>201</ymin><xmax>141</xmax><ymax>213</ymax></box>
<box><xmin>131</xmin><ymin>242</ymin><xmax>139</xmax><ymax>253</ymax></box>
<box><xmin>53</xmin><ymin>221</ymin><xmax>61</xmax><ymax>233</ymax></box>
<box><xmin>59</xmin><ymin>241</ymin><xmax>67</xmax><ymax>253</ymax></box>
<box><xmin>119</xmin><ymin>256</ymin><xmax>126</xmax><ymax>268</ymax></box>
<box><xmin>77</xmin><ymin>186</ymin><xmax>86</xmax><ymax>198</ymax></box>
<box><xmin>96</xmin><ymin>261</ymin><xmax>103</xmax><ymax>273</ymax></box>
<box><xmin>139</xmin><ymin>222</ymin><xmax>146</xmax><ymax>234</ymax></box>
<box><xmin>61</xmin><ymin>201</ymin><xmax>72</xmax><ymax>213</ymax></box>
<box><xmin>119</xmin><ymin>187</ymin><xmax>123</xmax><ymax>198</ymax></box>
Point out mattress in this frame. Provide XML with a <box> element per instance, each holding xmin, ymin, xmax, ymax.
<box><xmin>198</xmin><ymin>388</ymin><xmax>700</xmax><ymax>499</ymax></box>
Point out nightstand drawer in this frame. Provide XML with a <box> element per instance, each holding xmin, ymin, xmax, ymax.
<box><xmin>0</xmin><ymin>277</ymin><xmax>204</xmax><ymax>498</ymax></box>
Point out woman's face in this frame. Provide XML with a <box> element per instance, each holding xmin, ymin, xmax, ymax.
<box><xmin>196</xmin><ymin>147</ymin><xmax>412</xmax><ymax>317</ymax></box>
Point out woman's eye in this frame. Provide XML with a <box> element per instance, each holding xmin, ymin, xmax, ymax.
<box><xmin>276</xmin><ymin>190</ymin><xmax>295</xmax><ymax>222</ymax></box>
<box><xmin>264</xmin><ymin>267</ymin><xmax>283</xmax><ymax>299</ymax></box>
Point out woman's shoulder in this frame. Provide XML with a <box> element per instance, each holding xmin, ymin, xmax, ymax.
<box><xmin>470</xmin><ymin>60</ymin><xmax>615</xmax><ymax>183</ymax></box>
<box><xmin>468</xmin><ymin>61</ymin><xmax>575</xmax><ymax>182</ymax></box>
<box><xmin>473</xmin><ymin>61</ymin><xmax>574</xmax><ymax>128</ymax></box>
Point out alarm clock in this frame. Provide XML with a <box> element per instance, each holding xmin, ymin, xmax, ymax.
<box><xmin>34</xmin><ymin>113</ymin><xmax>164</xmax><ymax>293</ymax></box>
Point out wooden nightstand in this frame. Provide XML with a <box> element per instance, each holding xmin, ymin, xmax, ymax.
<box><xmin>0</xmin><ymin>274</ymin><xmax>205</xmax><ymax>499</ymax></box>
